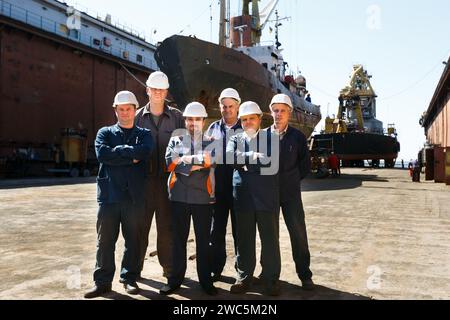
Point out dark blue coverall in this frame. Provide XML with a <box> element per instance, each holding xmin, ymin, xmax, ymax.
<box><xmin>226</xmin><ymin>129</ymin><xmax>281</xmax><ymax>286</ymax></box>
<box><xmin>93</xmin><ymin>124</ymin><xmax>153</xmax><ymax>285</ymax></box>
<box><xmin>268</xmin><ymin>126</ymin><xmax>313</xmax><ymax>281</ymax></box>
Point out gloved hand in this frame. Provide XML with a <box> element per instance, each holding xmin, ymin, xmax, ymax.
<box><xmin>180</xmin><ymin>155</ymin><xmax>194</xmax><ymax>164</ymax></box>
<box><xmin>180</xmin><ymin>154</ymin><xmax>205</xmax><ymax>165</ymax></box>
<box><xmin>249</xmin><ymin>151</ymin><xmax>265</xmax><ymax>161</ymax></box>
<box><xmin>193</xmin><ymin>154</ymin><xmax>204</xmax><ymax>164</ymax></box>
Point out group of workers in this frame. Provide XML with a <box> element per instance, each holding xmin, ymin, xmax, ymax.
<box><xmin>84</xmin><ymin>70</ymin><xmax>314</xmax><ymax>298</ymax></box>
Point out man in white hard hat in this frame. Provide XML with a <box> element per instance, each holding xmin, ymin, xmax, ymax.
<box><xmin>135</xmin><ymin>71</ymin><xmax>185</xmax><ymax>280</ymax></box>
<box><xmin>85</xmin><ymin>91</ymin><xmax>153</xmax><ymax>298</ymax></box>
<box><xmin>205</xmin><ymin>88</ymin><xmax>242</xmax><ymax>282</ymax></box>
<box><xmin>160</xmin><ymin>102</ymin><xmax>218</xmax><ymax>296</ymax></box>
<box><xmin>268</xmin><ymin>93</ymin><xmax>314</xmax><ymax>290</ymax></box>
<box><xmin>226</xmin><ymin>101</ymin><xmax>281</xmax><ymax>296</ymax></box>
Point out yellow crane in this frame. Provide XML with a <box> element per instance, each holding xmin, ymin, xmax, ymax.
<box><xmin>326</xmin><ymin>65</ymin><xmax>379</xmax><ymax>134</ymax></box>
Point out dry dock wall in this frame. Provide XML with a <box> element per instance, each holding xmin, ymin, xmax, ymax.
<box><xmin>422</xmin><ymin>56</ymin><xmax>450</xmax><ymax>184</ymax></box>
<box><xmin>0</xmin><ymin>17</ymin><xmax>152</xmax><ymax>157</ymax></box>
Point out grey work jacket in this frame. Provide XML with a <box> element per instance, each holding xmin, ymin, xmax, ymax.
<box><xmin>165</xmin><ymin>134</ymin><xmax>215</xmax><ymax>205</ymax></box>
<box><xmin>135</xmin><ymin>103</ymin><xmax>185</xmax><ymax>178</ymax></box>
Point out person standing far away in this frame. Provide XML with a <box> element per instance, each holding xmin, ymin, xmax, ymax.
<box><xmin>84</xmin><ymin>91</ymin><xmax>153</xmax><ymax>299</ymax></box>
<box><xmin>268</xmin><ymin>93</ymin><xmax>315</xmax><ymax>291</ymax></box>
<box><xmin>305</xmin><ymin>93</ymin><xmax>312</xmax><ymax>103</ymax></box>
<box><xmin>328</xmin><ymin>152</ymin><xmax>340</xmax><ymax>177</ymax></box>
<box><xmin>412</xmin><ymin>159</ymin><xmax>421</xmax><ymax>182</ymax></box>
<box><xmin>408</xmin><ymin>159</ymin><xmax>413</xmax><ymax>177</ymax></box>
<box><xmin>135</xmin><ymin>71</ymin><xmax>185</xmax><ymax>280</ymax></box>
<box><xmin>205</xmin><ymin>88</ymin><xmax>242</xmax><ymax>282</ymax></box>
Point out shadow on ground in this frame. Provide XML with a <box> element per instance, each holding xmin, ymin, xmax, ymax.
<box><xmin>0</xmin><ymin>177</ymin><xmax>96</xmax><ymax>189</ymax></box>
<box><xmin>303</xmin><ymin>173</ymin><xmax>389</xmax><ymax>192</ymax></box>
<box><xmin>100</xmin><ymin>277</ymin><xmax>372</xmax><ymax>301</ymax></box>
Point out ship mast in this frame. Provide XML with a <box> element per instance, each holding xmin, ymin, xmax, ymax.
<box><xmin>219</xmin><ymin>0</ymin><xmax>226</xmax><ymax>46</ymax></box>
<box><xmin>219</xmin><ymin>0</ymin><xmax>231</xmax><ymax>46</ymax></box>
<box><xmin>242</xmin><ymin>0</ymin><xmax>280</xmax><ymax>46</ymax></box>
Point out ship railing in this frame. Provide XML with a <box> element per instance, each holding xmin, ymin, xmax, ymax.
<box><xmin>68</xmin><ymin>2</ymin><xmax>152</xmax><ymax>43</ymax></box>
<box><xmin>259</xmin><ymin>40</ymin><xmax>275</xmax><ymax>46</ymax></box>
<box><xmin>0</xmin><ymin>0</ymin><xmax>158</xmax><ymax>70</ymax></box>
<box><xmin>297</xmin><ymin>96</ymin><xmax>321</xmax><ymax>116</ymax></box>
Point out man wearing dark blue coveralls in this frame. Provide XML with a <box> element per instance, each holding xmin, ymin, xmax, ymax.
<box><xmin>226</xmin><ymin>101</ymin><xmax>282</xmax><ymax>296</ymax></box>
<box><xmin>205</xmin><ymin>88</ymin><xmax>242</xmax><ymax>281</ymax></box>
<box><xmin>84</xmin><ymin>91</ymin><xmax>153</xmax><ymax>299</ymax></box>
<box><xmin>268</xmin><ymin>93</ymin><xmax>314</xmax><ymax>290</ymax></box>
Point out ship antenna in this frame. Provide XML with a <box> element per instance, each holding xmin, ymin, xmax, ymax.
<box><xmin>268</xmin><ymin>10</ymin><xmax>291</xmax><ymax>49</ymax></box>
<box><xmin>271</xmin><ymin>10</ymin><xmax>290</xmax><ymax>49</ymax></box>
<box><xmin>210</xmin><ymin>2</ymin><xmax>213</xmax><ymax>42</ymax></box>
<box><xmin>275</xmin><ymin>10</ymin><xmax>281</xmax><ymax>49</ymax></box>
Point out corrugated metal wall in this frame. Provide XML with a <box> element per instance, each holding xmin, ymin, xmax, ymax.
<box><xmin>424</xmin><ymin>93</ymin><xmax>450</xmax><ymax>184</ymax></box>
<box><xmin>426</xmin><ymin>96</ymin><xmax>450</xmax><ymax>147</ymax></box>
<box><xmin>0</xmin><ymin>25</ymin><xmax>150</xmax><ymax>154</ymax></box>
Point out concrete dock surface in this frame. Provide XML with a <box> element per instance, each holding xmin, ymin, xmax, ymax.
<box><xmin>0</xmin><ymin>168</ymin><xmax>449</xmax><ymax>300</ymax></box>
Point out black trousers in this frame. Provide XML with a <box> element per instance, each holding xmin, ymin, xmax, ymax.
<box><xmin>169</xmin><ymin>202</ymin><xmax>214</xmax><ymax>289</ymax></box>
<box><xmin>140</xmin><ymin>176</ymin><xmax>173</xmax><ymax>276</ymax></box>
<box><xmin>234</xmin><ymin>208</ymin><xmax>281</xmax><ymax>283</ymax></box>
<box><xmin>210</xmin><ymin>197</ymin><xmax>237</xmax><ymax>275</ymax></box>
<box><xmin>281</xmin><ymin>196</ymin><xmax>313</xmax><ymax>280</ymax></box>
<box><xmin>93</xmin><ymin>200</ymin><xmax>144</xmax><ymax>285</ymax></box>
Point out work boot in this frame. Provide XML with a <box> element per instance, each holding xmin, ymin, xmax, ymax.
<box><xmin>253</xmin><ymin>273</ymin><xmax>263</xmax><ymax>284</ymax></box>
<box><xmin>120</xmin><ymin>273</ymin><xmax>143</xmax><ymax>283</ymax></box>
<box><xmin>230</xmin><ymin>280</ymin><xmax>252</xmax><ymax>294</ymax></box>
<box><xmin>124</xmin><ymin>282</ymin><xmax>140</xmax><ymax>295</ymax></box>
<box><xmin>202</xmin><ymin>284</ymin><xmax>218</xmax><ymax>296</ymax></box>
<box><xmin>84</xmin><ymin>283</ymin><xmax>112</xmax><ymax>299</ymax></box>
<box><xmin>211</xmin><ymin>272</ymin><xmax>222</xmax><ymax>282</ymax></box>
<box><xmin>301</xmin><ymin>279</ymin><xmax>315</xmax><ymax>291</ymax></box>
<box><xmin>159</xmin><ymin>283</ymin><xmax>181</xmax><ymax>295</ymax></box>
<box><xmin>264</xmin><ymin>280</ymin><xmax>281</xmax><ymax>296</ymax></box>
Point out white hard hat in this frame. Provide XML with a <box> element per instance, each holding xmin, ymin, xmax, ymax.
<box><xmin>270</xmin><ymin>94</ymin><xmax>293</xmax><ymax>110</ymax></box>
<box><xmin>146</xmin><ymin>71</ymin><xmax>170</xmax><ymax>89</ymax></box>
<box><xmin>113</xmin><ymin>90</ymin><xmax>139</xmax><ymax>108</ymax></box>
<box><xmin>218</xmin><ymin>88</ymin><xmax>241</xmax><ymax>104</ymax></box>
<box><xmin>183</xmin><ymin>102</ymin><xmax>208</xmax><ymax>118</ymax></box>
<box><xmin>238</xmin><ymin>101</ymin><xmax>263</xmax><ymax>118</ymax></box>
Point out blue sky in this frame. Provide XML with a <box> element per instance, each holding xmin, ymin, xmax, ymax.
<box><xmin>66</xmin><ymin>0</ymin><xmax>450</xmax><ymax>161</ymax></box>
